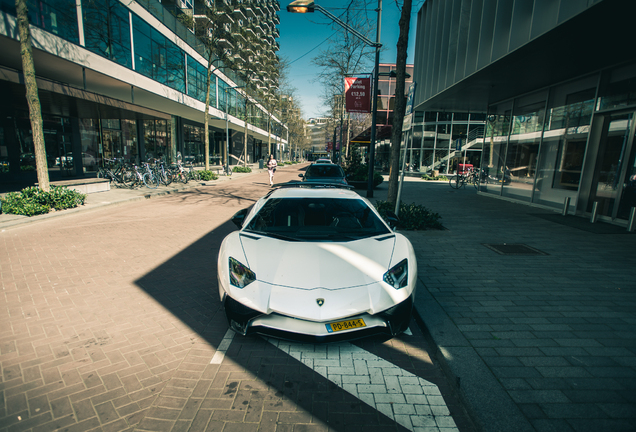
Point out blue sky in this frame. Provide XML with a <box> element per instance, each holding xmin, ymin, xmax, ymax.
<box><xmin>277</xmin><ymin>1</ymin><xmax>422</xmax><ymax>119</ymax></box>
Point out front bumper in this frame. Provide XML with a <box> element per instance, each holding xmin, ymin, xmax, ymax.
<box><xmin>223</xmin><ymin>294</ymin><xmax>413</xmax><ymax>343</ymax></box>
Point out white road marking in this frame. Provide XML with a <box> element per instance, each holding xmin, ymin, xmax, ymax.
<box><xmin>210</xmin><ymin>329</ymin><xmax>235</xmax><ymax>364</ymax></box>
<box><xmin>266</xmin><ymin>338</ymin><xmax>458</xmax><ymax>432</ymax></box>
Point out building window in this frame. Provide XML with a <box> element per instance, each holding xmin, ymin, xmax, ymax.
<box><xmin>501</xmin><ymin>91</ymin><xmax>547</xmax><ymax>202</ymax></box>
<box><xmin>482</xmin><ymin>102</ymin><xmax>513</xmax><ymax>194</ymax></box>
<box><xmin>187</xmin><ymin>55</ymin><xmax>215</xmax><ymax>105</ymax></box>
<box><xmin>533</xmin><ymin>76</ymin><xmax>597</xmax><ymax>209</ymax></box>
<box><xmin>597</xmin><ymin>63</ymin><xmax>636</xmax><ymax>111</ymax></box>
<box><xmin>83</xmin><ymin>0</ymin><xmax>132</xmax><ymax>68</ymax></box>
<box><xmin>132</xmin><ymin>14</ymin><xmax>185</xmax><ymax>93</ymax></box>
<box><xmin>3</xmin><ymin>0</ymin><xmax>81</xmax><ymax>44</ymax></box>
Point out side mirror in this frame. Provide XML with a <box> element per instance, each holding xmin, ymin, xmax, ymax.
<box><xmin>231</xmin><ymin>208</ymin><xmax>249</xmax><ymax>229</ymax></box>
<box><xmin>298</xmin><ymin>174</ymin><xmax>304</xmax><ymax>178</ymax></box>
<box><xmin>385</xmin><ymin>211</ymin><xmax>399</xmax><ymax>230</ymax></box>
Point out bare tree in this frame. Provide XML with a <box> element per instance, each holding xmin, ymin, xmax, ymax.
<box><xmin>184</xmin><ymin>1</ymin><xmax>236</xmax><ymax>171</ymax></box>
<box><xmin>386</xmin><ymin>0</ymin><xmax>412</xmax><ymax>205</ymax></box>
<box><xmin>16</xmin><ymin>0</ymin><xmax>49</xmax><ymax>191</ymax></box>
<box><xmin>311</xmin><ymin>1</ymin><xmax>376</xmax><ymax>165</ymax></box>
<box><xmin>275</xmin><ymin>58</ymin><xmax>308</xmax><ymax>160</ymax></box>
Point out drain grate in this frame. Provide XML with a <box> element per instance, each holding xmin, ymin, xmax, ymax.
<box><xmin>482</xmin><ymin>243</ymin><xmax>548</xmax><ymax>256</ymax></box>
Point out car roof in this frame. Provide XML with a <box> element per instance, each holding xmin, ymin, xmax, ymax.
<box><xmin>267</xmin><ymin>185</ymin><xmax>360</xmax><ymax>200</ymax></box>
<box><xmin>306</xmin><ymin>164</ymin><xmax>345</xmax><ymax>174</ymax></box>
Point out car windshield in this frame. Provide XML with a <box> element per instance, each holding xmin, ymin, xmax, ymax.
<box><xmin>244</xmin><ymin>197</ymin><xmax>391</xmax><ymax>241</ymax></box>
<box><xmin>305</xmin><ymin>165</ymin><xmax>345</xmax><ymax>179</ymax></box>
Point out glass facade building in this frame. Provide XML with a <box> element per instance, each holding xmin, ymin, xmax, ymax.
<box><xmin>0</xmin><ymin>0</ymin><xmax>284</xmax><ymax>189</ymax></box>
<box><xmin>411</xmin><ymin>0</ymin><xmax>636</xmax><ymax>226</ymax></box>
<box><xmin>480</xmin><ymin>66</ymin><xmax>636</xmax><ymax>222</ymax></box>
<box><xmin>367</xmin><ymin>64</ymin><xmax>486</xmax><ymax>175</ymax></box>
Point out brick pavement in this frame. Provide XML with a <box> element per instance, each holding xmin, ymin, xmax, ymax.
<box><xmin>4</xmin><ymin>166</ymin><xmax>633</xmax><ymax>431</ymax></box>
<box><xmin>369</xmin><ymin>178</ymin><xmax>636</xmax><ymax>432</ymax></box>
<box><xmin>0</xmin><ymin>167</ymin><xmax>475</xmax><ymax>432</ymax></box>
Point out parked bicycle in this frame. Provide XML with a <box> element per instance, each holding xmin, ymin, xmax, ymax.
<box><xmin>125</xmin><ymin>164</ymin><xmax>146</xmax><ymax>189</ymax></box>
<box><xmin>173</xmin><ymin>160</ymin><xmax>188</xmax><ymax>184</ymax></box>
<box><xmin>142</xmin><ymin>163</ymin><xmax>159</xmax><ymax>189</ymax></box>
<box><xmin>450</xmin><ymin>168</ymin><xmax>480</xmax><ymax>190</ymax></box>
<box><xmin>152</xmin><ymin>159</ymin><xmax>174</xmax><ymax>186</ymax></box>
<box><xmin>187</xmin><ymin>161</ymin><xmax>200</xmax><ymax>181</ymax></box>
<box><xmin>97</xmin><ymin>158</ymin><xmax>133</xmax><ymax>187</ymax></box>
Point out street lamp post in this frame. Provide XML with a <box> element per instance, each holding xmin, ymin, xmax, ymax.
<box><xmin>287</xmin><ymin>0</ymin><xmax>382</xmax><ymax>197</ymax></box>
<box><xmin>224</xmin><ymin>85</ymin><xmax>245</xmax><ymax>175</ymax></box>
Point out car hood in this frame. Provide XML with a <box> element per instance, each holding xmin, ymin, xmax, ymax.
<box><xmin>240</xmin><ymin>234</ymin><xmax>395</xmax><ymax>289</ymax></box>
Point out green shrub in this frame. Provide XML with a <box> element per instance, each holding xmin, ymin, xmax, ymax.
<box><xmin>284</xmin><ymin>161</ymin><xmax>292</xmax><ymax>165</ymax></box>
<box><xmin>374</xmin><ymin>200</ymin><xmax>443</xmax><ymax>230</ymax></box>
<box><xmin>421</xmin><ymin>174</ymin><xmax>448</xmax><ymax>181</ymax></box>
<box><xmin>346</xmin><ymin>165</ymin><xmax>384</xmax><ymax>187</ymax></box>
<box><xmin>232</xmin><ymin>166</ymin><xmax>252</xmax><ymax>173</ymax></box>
<box><xmin>198</xmin><ymin>170</ymin><xmax>218</xmax><ymax>181</ymax></box>
<box><xmin>344</xmin><ymin>144</ymin><xmax>383</xmax><ymax>187</ymax></box>
<box><xmin>0</xmin><ymin>186</ymin><xmax>86</xmax><ymax>217</ymax></box>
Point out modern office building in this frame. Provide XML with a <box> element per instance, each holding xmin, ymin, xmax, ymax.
<box><xmin>412</xmin><ymin>0</ymin><xmax>636</xmax><ymax>226</ymax></box>
<box><xmin>357</xmin><ymin>64</ymin><xmax>485</xmax><ymax>174</ymax></box>
<box><xmin>0</xmin><ymin>0</ymin><xmax>284</xmax><ymax>190</ymax></box>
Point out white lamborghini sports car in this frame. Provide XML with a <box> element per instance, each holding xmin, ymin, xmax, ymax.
<box><xmin>217</xmin><ymin>183</ymin><xmax>417</xmax><ymax>342</ymax></box>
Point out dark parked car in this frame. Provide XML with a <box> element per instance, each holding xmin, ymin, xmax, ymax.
<box><xmin>299</xmin><ymin>163</ymin><xmax>348</xmax><ymax>185</ymax></box>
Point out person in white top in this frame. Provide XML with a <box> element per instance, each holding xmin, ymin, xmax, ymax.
<box><xmin>267</xmin><ymin>154</ymin><xmax>277</xmax><ymax>186</ymax></box>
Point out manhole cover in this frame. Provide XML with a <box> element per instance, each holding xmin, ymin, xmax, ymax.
<box><xmin>482</xmin><ymin>243</ymin><xmax>548</xmax><ymax>255</ymax></box>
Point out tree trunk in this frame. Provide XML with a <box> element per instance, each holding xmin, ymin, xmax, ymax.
<box><xmin>267</xmin><ymin>116</ymin><xmax>271</xmax><ymax>157</ymax></box>
<box><xmin>243</xmin><ymin>99</ymin><xmax>248</xmax><ymax>166</ymax></box>
<box><xmin>386</xmin><ymin>0</ymin><xmax>412</xmax><ymax>205</ymax></box>
<box><xmin>16</xmin><ymin>0</ymin><xmax>49</xmax><ymax>191</ymax></box>
<box><xmin>204</xmin><ymin>53</ymin><xmax>213</xmax><ymax>171</ymax></box>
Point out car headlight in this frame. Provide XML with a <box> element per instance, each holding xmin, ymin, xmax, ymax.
<box><xmin>383</xmin><ymin>259</ymin><xmax>408</xmax><ymax>289</ymax></box>
<box><xmin>229</xmin><ymin>257</ymin><xmax>256</xmax><ymax>288</ymax></box>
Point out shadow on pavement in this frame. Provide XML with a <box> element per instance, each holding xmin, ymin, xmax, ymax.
<box><xmin>133</xmin><ymin>214</ymin><xmax>414</xmax><ymax>431</ymax></box>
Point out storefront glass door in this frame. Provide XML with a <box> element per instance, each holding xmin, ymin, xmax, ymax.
<box><xmin>587</xmin><ymin>112</ymin><xmax>635</xmax><ymax>220</ymax></box>
<box><xmin>617</xmin><ymin>128</ymin><xmax>636</xmax><ymax>220</ymax></box>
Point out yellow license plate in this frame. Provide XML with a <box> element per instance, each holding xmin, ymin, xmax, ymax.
<box><xmin>326</xmin><ymin>318</ymin><xmax>366</xmax><ymax>333</ymax></box>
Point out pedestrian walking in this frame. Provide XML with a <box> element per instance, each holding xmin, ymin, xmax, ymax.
<box><xmin>267</xmin><ymin>154</ymin><xmax>277</xmax><ymax>186</ymax></box>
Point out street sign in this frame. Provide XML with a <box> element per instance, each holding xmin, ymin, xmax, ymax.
<box><xmin>402</xmin><ymin>82</ymin><xmax>416</xmax><ymax>132</ymax></box>
<box><xmin>344</xmin><ymin>77</ymin><xmax>371</xmax><ymax>113</ymax></box>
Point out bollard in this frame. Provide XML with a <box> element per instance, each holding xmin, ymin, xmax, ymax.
<box><xmin>590</xmin><ymin>201</ymin><xmax>598</xmax><ymax>223</ymax></box>
<box><xmin>562</xmin><ymin>197</ymin><xmax>571</xmax><ymax>216</ymax></box>
<box><xmin>628</xmin><ymin>207</ymin><xmax>636</xmax><ymax>232</ymax></box>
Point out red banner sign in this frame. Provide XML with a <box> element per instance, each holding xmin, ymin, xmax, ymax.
<box><xmin>345</xmin><ymin>77</ymin><xmax>370</xmax><ymax>113</ymax></box>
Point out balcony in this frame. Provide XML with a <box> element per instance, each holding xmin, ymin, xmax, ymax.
<box><xmin>233</xmin><ymin>8</ymin><xmax>246</xmax><ymax>22</ymax></box>
<box><xmin>271</xmin><ymin>14</ymin><xmax>280</xmax><ymax>25</ymax></box>
<box><xmin>232</xmin><ymin>52</ymin><xmax>246</xmax><ymax>65</ymax></box>
<box><xmin>193</xmin><ymin>14</ymin><xmax>212</xmax><ymax>25</ymax></box>
<box><xmin>214</xmin><ymin>10</ymin><xmax>235</xmax><ymax>24</ymax></box>
<box><xmin>244</xmin><ymin>27</ymin><xmax>256</xmax><ymax>39</ymax></box>
<box><xmin>243</xmin><ymin>7</ymin><xmax>256</xmax><ymax>18</ymax></box>
<box><xmin>217</xmin><ymin>38</ymin><xmax>234</xmax><ymax>50</ymax></box>
<box><xmin>232</xmin><ymin>30</ymin><xmax>246</xmax><ymax>43</ymax></box>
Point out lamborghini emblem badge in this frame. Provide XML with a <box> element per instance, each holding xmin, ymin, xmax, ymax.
<box><xmin>316</xmin><ymin>298</ymin><xmax>325</xmax><ymax>307</ymax></box>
